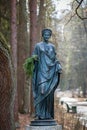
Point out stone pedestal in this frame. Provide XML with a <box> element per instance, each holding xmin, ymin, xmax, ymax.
<box><xmin>25</xmin><ymin>124</ymin><xmax>62</xmax><ymax>130</ymax></box>
<box><xmin>30</xmin><ymin>119</ymin><xmax>58</xmax><ymax>126</ymax></box>
<box><xmin>25</xmin><ymin>119</ymin><xmax>62</xmax><ymax>130</ymax></box>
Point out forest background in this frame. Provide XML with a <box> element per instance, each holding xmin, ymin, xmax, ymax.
<box><xmin>0</xmin><ymin>0</ymin><xmax>87</xmax><ymax>130</ymax></box>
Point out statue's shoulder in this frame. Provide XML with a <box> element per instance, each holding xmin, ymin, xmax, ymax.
<box><xmin>49</xmin><ymin>42</ymin><xmax>55</xmax><ymax>48</ymax></box>
<box><xmin>35</xmin><ymin>42</ymin><xmax>44</xmax><ymax>49</ymax></box>
<box><xmin>35</xmin><ymin>42</ymin><xmax>43</xmax><ymax>47</ymax></box>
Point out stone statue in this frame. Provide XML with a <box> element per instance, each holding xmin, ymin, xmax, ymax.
<box><xmin>32</xmin><ymin>29</ymin><xmax>62</xmax><ymax>120</ymax></box>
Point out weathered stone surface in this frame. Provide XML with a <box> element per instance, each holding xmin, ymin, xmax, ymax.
<box><xmin>30</xmin><ymin>119</ymin><xmax>58</xmax><ymax>126</ymax></box>
<box><xmin>25</xmin><ymin>125</ymin><xmax>62</xmax><ymax>130</ymax></box>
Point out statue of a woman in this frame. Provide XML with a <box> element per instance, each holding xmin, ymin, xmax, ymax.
<box><xmin>32</xmin><ymin>28</ymin><xmax>62</xmax><ymax>120</ymax></box>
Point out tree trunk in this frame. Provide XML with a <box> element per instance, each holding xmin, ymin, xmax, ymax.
<box><xmin>29</xmin><ymin>0</ymin><xmax>37</xmax><ymax>54</ymax></box>
<box><xmin>37</xmin><ymin>0</ymin><xmax>45</xmax><ymax>42</ymax></box>
<box><xmin>0</xmin><ymin>41</ymin><xmax>15</xmax><ymax>130</ymax></box>
<box><xmin>17</xmin><ymin>0</ymin><xmax>29</xmax><ymax>113</ymax></box>
<box><xmin>29</xmin><ymin>0</ymin><xmax>37</xmax><ymax>115</ymax></box>
<box><xmin>10</xmin><ymin>0</ymin><xmax>18</xmax><ymax>125</ymax></box>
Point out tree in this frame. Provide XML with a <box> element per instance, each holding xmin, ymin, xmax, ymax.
<box><xmin>29</xmin><ymin>0</ymin><xmax>37</xmax><ymax>54</ymax></box>
<box><xmin>17</xmin><ymin>0</ymin><xmax>29</xmax><ymax>113</ymax></box>
<box><xmin>37</xmin><ymin>0</ymin><xmax>45</xmax><ymax>41</ymax></box>
<box><xmin>29</xmin><ymin>0</ymin><xmax>38</xmax><ymax>114</ymax></box>
<box><xmin>10</xmin><ymin>0</ymin><xmax>18</xmax><ymax>125</ymax></box>
<box><xmin>0</xmin><ymin>41</ymin><xmax>15</xmax><ymax>130</ymax></box>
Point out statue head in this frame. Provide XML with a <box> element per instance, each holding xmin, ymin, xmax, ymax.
<box><xmin>42</xmin><ymin>29</ymin><xmax>52</xmax><ymax>42</ymax></box>
<box><xmin>42</xmin><ymin>29</ymin><xmax>52</xmax><ymax>37</ymax></box>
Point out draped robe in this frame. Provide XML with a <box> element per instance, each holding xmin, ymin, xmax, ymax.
<box><xmin>32</xmin><ymin>42</ymin><xmax>61</xmax><ymax>119</ymax></box>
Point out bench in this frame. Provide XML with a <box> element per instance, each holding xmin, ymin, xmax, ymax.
<box><xmin>62</xmin><ymin>101</ymin><xmax>87</xmax><ymax>113</ymax></box>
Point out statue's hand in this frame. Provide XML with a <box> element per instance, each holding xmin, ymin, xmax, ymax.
<box><xmin>56</xmin><ymin>62</ymin><xmax>62</xmax><ymax>74</ymax></box>
<box><xmin>32</xmin><ymin>55</ymin><xmax>38</xmax><ymax>61</ymax></box>
<box><xmin>41</xmin><ymin>87</ymin><xmax>44</xmax><ymax>95</ymax></box>
<box><xmin>33</xmin><ymin>92</ymin><xmax>37</xmax><ymax>99</ymax></box>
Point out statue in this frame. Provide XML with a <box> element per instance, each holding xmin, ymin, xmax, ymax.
<box><xmin>32</xmin><ymin>29</ymin><xmax>62</xmax><ymax>120</ymax></box>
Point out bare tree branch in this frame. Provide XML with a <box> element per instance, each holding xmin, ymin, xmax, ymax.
<box><xmin>65</xmin><ymin>0</ymin><xmax>87</xmax><ymax>25</ymax></box>
<box><xmin>65</xmin><ymin>13</ymin><xmax>76</xmax><ymax>25</ymax></box>
<box><xmin>75</xmin><ymin>0</ymin><xmax>80</xmax><ymax>3</ymax></box>
<box><xmin>75</xmin><ymin>0</ymin><xmax>87</xmax><ymax>19</ymax></box>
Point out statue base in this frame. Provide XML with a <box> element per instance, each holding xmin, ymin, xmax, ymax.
<box><xmin>30</xmin><ymin>119</ymin><xmax>57</xmax><ymax>126</ymax></box>
<box><xmin>25</xmin><ymin>119</ymin><xmax>62</xmax><ymax>130</ymax></box>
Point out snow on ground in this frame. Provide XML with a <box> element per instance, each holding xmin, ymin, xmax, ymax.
<box><xmin>56</xmin><ymin>90</ymin><xmax>87</xmax><ymax>126</ymax></box>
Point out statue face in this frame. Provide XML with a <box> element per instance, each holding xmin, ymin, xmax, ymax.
<box><xmin>43</xmin><ymin>31</ymin><xmax>51</xmax><ymax>42</ymax></box>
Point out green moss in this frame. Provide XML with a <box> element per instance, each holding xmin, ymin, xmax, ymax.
<box><xmin>0</xmin><ymin>32</ymin><xmax>10</xmax><ymax>53</ymax></box>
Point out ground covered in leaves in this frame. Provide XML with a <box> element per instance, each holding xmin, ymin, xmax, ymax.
<box><xmin>16</xmin><ymin>94</ymin><xmax>87</xmax><ymax>130</ymax></box>
<box><xmin>16</xmin><ymin>113</ymin><xmax>30</xmax><ymax>130</ymax></box>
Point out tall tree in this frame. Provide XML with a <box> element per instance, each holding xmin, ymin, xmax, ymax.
<box><xmin>29</xmin><ymin>0</ymin><xmax>37</xmax><ymax>114</ymax></box>
<box><xmin>10</xmin><ymin>0</ymin><xmax>17</xmax><ymax>86</ymax></box>
<box><xmin>10</xmin><ymin>0</ymin><xmax>18</xmax><ymax>125</ymax></box>
<box><xmin>29</xmin><ymin>0</ymin><xmax>37</xmax><ymax>54</ymax></box>
<box><xmin>0</xmin><ymin>41</ymin><xmax>15</xmax><ymax>130</ymax></box>
<box><xmin>37</xmin><ymin>0</ymin><xmax>55</xmax><ymax>41</ymax></box>
<box><xmin>17</xmin><ymin>0</ymin><xmax>29</xmax><ymax>113</ymax></box>
<box><xmin>37</xmin><ymin>0</ymin><xmax>45</xmax><ymax>41</ymax></box>
<box><xmin>54</xmin><ymin>0</ymin><xmax>87</xmax><ymax>95</ymax></box>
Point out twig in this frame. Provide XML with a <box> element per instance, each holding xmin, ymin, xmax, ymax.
<box><xmin>75</xmin><ymin>0</ymin><xmax>87</xmax><ymax>20</ymax></box>
<box><xmin>75</xmin><ymin>0</ymin><xmax>80</xmax><ymax>4</ymax></box>
<box><xmin>65</xmin><ymin>13</ymin><xmax>76</xmax><ymax>25</ymax></box>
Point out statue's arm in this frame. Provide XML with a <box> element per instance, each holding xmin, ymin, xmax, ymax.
<box><xmin>53</xmin><ymin>46</ymin><xmax>62</xmax><ymax>73</ymax></box>
<box><xmin>32</xmin><ymin>44</ymin><xmax>39</xmax><ymax>99</ymax></box>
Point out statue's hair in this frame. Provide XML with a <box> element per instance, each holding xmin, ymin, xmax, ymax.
<box><xmin>42</xmin><ymin>28</ymin><xmax>52</xmax><ymax>36</ymax></box>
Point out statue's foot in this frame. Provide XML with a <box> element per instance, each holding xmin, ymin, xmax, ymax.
<box><xmin>34</xmin><ymin>115</ymin><xmax>39</xmax><ymax>120</ymax></box>
<box><xmin>38</xmin><ymin>116</ymin><xmax>53</xmax><ymax>120</ymax></box>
